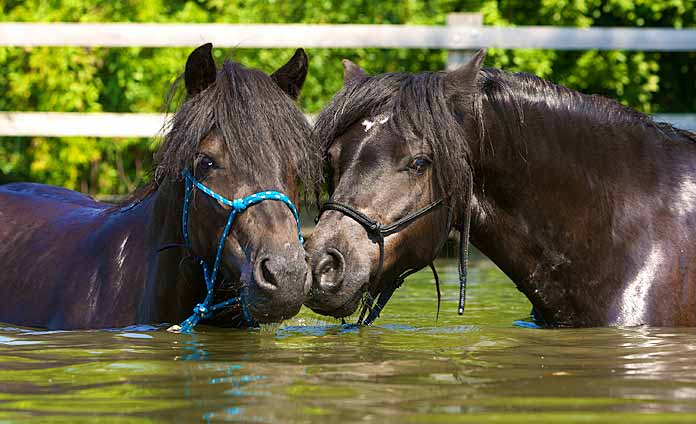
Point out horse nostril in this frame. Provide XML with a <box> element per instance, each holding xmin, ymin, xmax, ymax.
<box><xmin>314</xmin><ymin>248</ymin><xmax>345</xmax><ymax>293</ymax></box>
<box><xmin>255</xmin><ymin>256</ymin><xmax>278</xmax><ymax>292</ymax></box>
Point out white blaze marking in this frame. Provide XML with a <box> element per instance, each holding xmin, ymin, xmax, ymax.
<box><xmin>361</xmin><ymin>119</ymin><xmax>376</xmax><ymax>132</ymax></box>
<box><xmin>617</xmin><ymin>245</ymin><xmax>661</xmax><ymax>326</ymax></box>
<box><xmin>361</xmin><ymin>114</ymin><xmax>390</xmax><ymax>132</ymax></box>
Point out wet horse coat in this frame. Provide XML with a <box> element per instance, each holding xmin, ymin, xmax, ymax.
<box><xmin>307</xmin><ymin>51</ymin><xmax>696</xmax><ymax>327</ymax></box>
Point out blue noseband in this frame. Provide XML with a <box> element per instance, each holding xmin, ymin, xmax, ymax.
<box><xmin>178</xmin><ymin>170</ymin><xmax>303</xmax><ymax>333</ymax></box>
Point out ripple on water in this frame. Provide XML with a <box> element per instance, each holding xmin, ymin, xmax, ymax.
<box><xmin>0</xmin><ymin>258</ymin><xmax>695</xmax><ymax>422</ymax></box>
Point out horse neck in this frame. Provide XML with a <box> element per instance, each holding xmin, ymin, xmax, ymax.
<box><xmin>466</xmin><ymin>88</ymin><xmax>686</xmax><ymax>326</ymax></box>
<box><xmin>133</xmin><ymin>182</ymin><xmax>203</xmax><ymax>323</ymax></box>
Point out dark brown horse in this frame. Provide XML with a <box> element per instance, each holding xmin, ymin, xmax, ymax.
<box><xmin>0</xmin><ymin>43</ymin><xmax>320</xmax><ymax>330</ymax></box>
<box><xmin>307</xmin><ymin>51</ymin><xmax>696</xmax><ymax>327</ymax></box>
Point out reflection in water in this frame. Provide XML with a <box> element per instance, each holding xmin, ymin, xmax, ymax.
<box><xmin>0</xmin><ymin>257</ymin><xmax>695</xmax><ymax>422</ymax></box>
<box><xmin>180</xmin><ymin>335</ymin><xmax>209</xmax><ymax>361</ymax></box>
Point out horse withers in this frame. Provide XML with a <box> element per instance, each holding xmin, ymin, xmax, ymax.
<box><xmin>307</xmin><ymin>51</ymin><xmax>696</xmax><ymax>327</ymax></box>
<box><xmin>0</xmin><ymin>43</ymin><xmax>320</xmax><ymax>330</ymax></box>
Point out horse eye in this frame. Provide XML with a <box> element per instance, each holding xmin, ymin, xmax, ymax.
<box><xmin>196</xmin><ymin>155</ymin><xmax>216</xmax><ymax>173</ymax></box>
<box><xmin>408</xmin><ymin>157</ymin><xmax>431</xmax><ymax>174</ymax></box>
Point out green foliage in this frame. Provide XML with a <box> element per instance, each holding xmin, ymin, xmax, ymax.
<box><xmin>0</xmin><ymin>0</ymin><xmax>694</xmax><ymax>195</ymax></box>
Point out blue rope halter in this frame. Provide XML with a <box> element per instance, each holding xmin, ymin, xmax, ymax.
<box><xmin>178</xmin><ymin>170</ymin><xmax>303</xmax><ymax>333</ymax></box>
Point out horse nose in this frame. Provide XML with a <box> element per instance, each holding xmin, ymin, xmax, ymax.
<box><xmin>254</xmin><ymin>255</ymin><xmax>311</xmax><ymax>295</ymax></box>
<box><xmin>255</xmin><ymin>256</ymin><xmax>282</xmax><ymax>292</ymax></box>
<box><xmin>312</xmin><ymin>247</ymin><xmax>345</xmax><ymax>293</ymax></box>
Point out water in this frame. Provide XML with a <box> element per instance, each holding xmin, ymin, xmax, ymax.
<box><xmin>2</xmin><ymin>257</ymin><xmax>696</xmax><ymax>423</ymax></box>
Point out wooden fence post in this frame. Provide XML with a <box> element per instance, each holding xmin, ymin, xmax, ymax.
<box><xmin>446</xmin><ymin>13</ymin><xmax>484</xmax><ymax>70</ymax></box>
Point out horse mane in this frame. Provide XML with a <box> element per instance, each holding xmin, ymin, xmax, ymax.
<box><xmin>479</xmin><ymin>68</ymin><xmax>696</xmax><ymax>144</ymax></box>
<box><xmin>119</xmin><ymin>58</ymin><xmax>321</xmax><ymax>206</ymax></box>
<box><xmin>314</xmin><ymin>71</ymin><xmax>474</xmax><ymax>213</ymax></box>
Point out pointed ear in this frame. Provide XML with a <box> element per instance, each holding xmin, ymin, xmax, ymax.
<box><xmin>271</xmin><ymin>48</ymin><xmax>308</xmax><ymax>100</ymax></box>
<box><xmin>185</xmin><ymin>43</ymin><xmax>217</xmax><ymax>97</ymax></box>
<box><xmin>342</xmin><ymin>59</ymin><xmax>367</xmax><ymax>86</ymax></box>
<box><xmin>444</xmin><ymin>49</ymin><xmax>486</xmax><ymax>97</ymax></box>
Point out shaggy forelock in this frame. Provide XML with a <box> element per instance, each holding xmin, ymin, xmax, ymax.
<box><xmin>314</xmin><ymin>71</ymin><xmax>475</xmax><ymax>214</ymax></box>
<box><xmin>154</xmin><ymin>60</ymin><xmax>321</xmax><ymax>191</ymax></box>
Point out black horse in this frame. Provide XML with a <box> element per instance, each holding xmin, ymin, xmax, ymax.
<box><xmin>307</xmin><ymin>51</ymin><xmax>696</xmax><ymax>327</ymax></box>
<box><xmin>0</xmin><ymin>43</ymin><xmax>320</xmax><ymax>330</ymax></box>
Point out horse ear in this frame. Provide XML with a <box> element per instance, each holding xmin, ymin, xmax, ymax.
<box><xmin>185</xmin><ymin>43</ymin><xmax>217</xmax><ymax>97</ymax></box>
<box><xmin>271</xmin><ymin>48</ymin><xmax>308</xmax><ymax>100</ymax></box>
<box><xmin>342</xmin><ymin>59</ymin><xmax>367</xmax><ymax>86</ymax></box>
<box><xmin>444</xmin><ymin>49</ymin><xmax>486</xmax><ymax>96</ymax></box>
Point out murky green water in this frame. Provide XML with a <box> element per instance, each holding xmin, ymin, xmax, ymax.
<box><xmin>2</xmin><ymin>256</ymin><xmax>696</xmax><ymax>423</ymax></box>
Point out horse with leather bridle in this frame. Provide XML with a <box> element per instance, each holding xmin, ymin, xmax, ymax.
<box><xmin>307</xmin><ymin>50</ymin><xmax>696</xmax><ymax>327</ymax></box>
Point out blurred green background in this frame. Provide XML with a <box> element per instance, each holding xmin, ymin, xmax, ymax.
<box><xmin>1</xmin><ymin>0</ymin><xmax>694</xmax><ymax>196</ymax></box>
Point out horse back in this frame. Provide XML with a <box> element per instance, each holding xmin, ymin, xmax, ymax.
<box><xmin>1</xmin><ymin>182</ymin><xmax>107</xmax><ymax>209</ymax></box>
<box><xmin>0</xmin><ymin>183</ymin><xmax>109</xmax><ymax>243</ymax></box>
<box><xmin>0</xmin><ymin>183</ymin><xmax>145</xmax><ymax>328</ymax></box>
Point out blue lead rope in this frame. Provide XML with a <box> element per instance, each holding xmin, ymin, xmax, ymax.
<box><xmin>178</xmin><ymin>170</ymin><xmax>303</xmax><ymax>333</ymax></box>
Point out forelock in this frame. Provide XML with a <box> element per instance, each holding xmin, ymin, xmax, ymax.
<box><xmin>314</xmin><ymin>70</ymin><xmax>476</xmax><ymax>213</ymax></box>
<box><xmin>154</xmin><ymin>59</ymin><xmax>321</xmax><ymax>191</ymax></box>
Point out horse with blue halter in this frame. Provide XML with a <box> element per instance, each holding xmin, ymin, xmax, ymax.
<box><xmin>0</xmin><ymin>43</ymin><xmax>320</xmax><ymax>330</ymax></box>
<box><xmin>307</xmin><ymin>51</ymin><xmax>696</xmax><ymax>327</ymax></box>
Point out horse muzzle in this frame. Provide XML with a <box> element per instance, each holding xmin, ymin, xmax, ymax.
<box><xmin>304</xmin><ymin>239</ymin><xmax>372</xmax><ymax>318</ymax></box>
<box><xmin>245</xmin><ymin>248</ymin><xmax>312</xmax><ymax>323</ymax></box>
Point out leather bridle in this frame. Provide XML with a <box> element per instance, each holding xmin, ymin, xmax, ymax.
<box><xmin>317</xmin><ymin>174</ymin><xmax>473</xmax><ymax>325</ymax></box>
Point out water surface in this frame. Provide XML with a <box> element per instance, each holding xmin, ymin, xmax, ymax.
<box><xmin>1</xmin><ymin>257</ymin><xmax>696</xmax><ymax>423</ymax></box>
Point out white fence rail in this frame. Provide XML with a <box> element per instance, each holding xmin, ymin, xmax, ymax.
<box><xmin>2</xmin><ymin>22</ymin><xmax>695</xmax><ymax>50</ymax></box>
<box><xmin>0</xmin><ymin>112</ymin><xmax>168</xmax><ymax>138</ymax></box>
<box><xmin>1</xmin><ymin>16</ymin><xmax>694</xmax><ymax>138</ymax></box>
<box><xmin>1</xmin><ymin>112</ymin><xmax>693</xmax><ymax>137</ymax></box>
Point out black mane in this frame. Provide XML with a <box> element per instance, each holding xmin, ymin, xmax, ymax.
<box><xmin>123</xmin><ymin>59</ymin><xmax>320</xmax><ymax>204</ymax></box>
<box><xmin>480</xmin><ymin>68</ymin><xmax>696</xmax><ymax>143</ymax></box>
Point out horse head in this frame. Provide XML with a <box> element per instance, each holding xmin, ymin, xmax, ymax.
<box><xmin>156</xmin><ymin>44</ymin><xmax>319</xmax><ymax>326</ymax></box>
<box><xmin>305</xmin><ymin>51</ymin><xmax>486</xmax><ymax>320</ymax></box>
